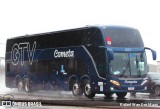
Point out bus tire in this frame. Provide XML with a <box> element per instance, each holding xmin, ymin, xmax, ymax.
<box><xmin>17</xmin><ymin>79</ymin><xmax>24</xmax><ymax>91</ymax></box>
<box><xmin>72</xmin><ymin>80</ymin><xmax>83</xmax><ymax>96</ymax></box>
<box><xmin>130</xmin><ymin>92</ymin><xmax>136</xmax><ymax>96</ymax></box>
<box><xmin>104</xmin><ymin>92</ymin><xmax>113</xmax><ymax>98</ymax></box>
<box><xmin>83</xmin><ymin>80</ymin><xmax>95</xmax><ymax>98</ymax></box>
<box><xmin>116</xmin><ymin>92</ymin><xmax>127</xmax><ymax>98</ymax></box>
<box><xmin>24</xmin><ymin>78</ymin><xmax>31</xmax><ymax>92</ymax></box>
<box><xmin>154</xmin><ymin>86</ymin><xmax>160</xmax><ymax>96</ymax></box>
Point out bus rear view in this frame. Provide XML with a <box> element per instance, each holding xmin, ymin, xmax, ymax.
<box><xmin>102</xmin><ymin>26</ymin><xmax>156</xmax><ymax>98</ymax></box>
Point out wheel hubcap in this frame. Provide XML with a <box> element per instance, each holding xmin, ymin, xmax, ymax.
<box><xmin>155</xmin><ymin>87</ymin><xmax>160</xmax><ymax>95</ymax></box>
<box><xmin>25</xmin><ymin>81</ymin><xmax>29</xmax><ymax>92</ymax></box>
<box><xmin>85</xmin><ymin>83</ymin><xmax>91</xmax><ymax>95</ymax></box>
<box><xmin>73</xmin><ymin>83</ymin><xmax>79</xmax><ymax>95</ymax></box>
<box><xmin>18</xmin><ymin>81</ymin><xmax>23</xmax><ymax>90</ymax></box>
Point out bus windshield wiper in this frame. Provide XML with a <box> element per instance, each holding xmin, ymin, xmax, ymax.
<box><xmin>119</xmin><ymin>60</ymin><xmax>130</xmax><ymax>78</ymax></box>
<box><xmin>136</xmin><ymin>56</ymin><xmax>141</xmax><ymax>76</ymax></box>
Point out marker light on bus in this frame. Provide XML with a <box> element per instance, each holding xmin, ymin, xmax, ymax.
<box><xmin>110</xmin><ymin>80</ymin><xmax>120</xmax><ymax>86</ymax></box>
<box><xmin>144</xmin><ymin>86</ymin><xmax>147</xmax><ymax>90</ymax></box>
<box><xmin>141</xmin><ymin>80</ymin><xmax>148</xmax><ymax>86</ymax></box>
<box><xmin>106</xmin><ymin>36</ymin><xmax>112</xmax><ymax>45</ymax></box>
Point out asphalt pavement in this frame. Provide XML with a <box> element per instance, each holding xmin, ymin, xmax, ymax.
<box><xmin>1</xmin><ymin>72</ymin><xmax>160</xmax><ymax>109</ymax></box>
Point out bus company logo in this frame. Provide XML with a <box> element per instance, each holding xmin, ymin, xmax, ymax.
<box><xmin>2</xmin><ymin>94</ymin><xmax>14</xmax><ymax>107</ymax></box>
<box><xmin>125</xmin><ymin>80</ymin><xmax>137</xmax><ymax>84</ymax></box>
<box><xmin>3</xmin><ymin>94</ymin><xmax>14</xmax><ymax>100</ymax></box>
<box><xmin>54</xmin><ymin>49</ymin><xmax>74</xmax><ymax>58</ymax></box>
<box><xmin>11</xmin><ymin>42</ymin><xmax>37</xmax><ymax>66</ymax></box>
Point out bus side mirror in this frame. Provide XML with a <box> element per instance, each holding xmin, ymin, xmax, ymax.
<box><xmin>144</xmin><ymin>47</ymin><xmax>157</xmax><ymax>60</ymax></box>
<box><xmin>107</xmin><ymin>48</ymin><xmax>114</xmax><ymax>60</ymax></box>
<box><xmin>151</xmin><ymin>50</ymin><xmax>156</xmax><ymax>60</ymax></box>
<box><xmin>99</xmin><ymin>46</ymin><xmax>114</xmax><ymax>60</ymax></box>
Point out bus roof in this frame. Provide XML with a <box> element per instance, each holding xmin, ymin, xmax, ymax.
<box><xmin>7</xmin><ymin>25</ymin><xmax>137</xmax><ymax>40</ymax></box>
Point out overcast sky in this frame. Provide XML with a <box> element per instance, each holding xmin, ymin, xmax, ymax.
<box><xmin>0</xmin><ymin>0</ymin><xmax>159</xmax><ymax>64</ymax></box>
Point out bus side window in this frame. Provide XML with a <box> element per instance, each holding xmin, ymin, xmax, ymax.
<box><xmin>69</xmin><ymin>30</ymin><xmax>83</xmax><ymax>46</ymax></box>
<box><xmin>76</xmin><ymin>59</ymin><xmax>87</xmax><ymax>75</ymax></box>
<box><xmin>83</xmin><ymin>28</ymin><xmax>104</xmax><ymax>46</ymax></box>
<box><xmin>90</xmin><ymin>28</ymin><xmax>103</xmax><ymax>46</ymax></box>
<box><xmin>56</xmin><ymin>32</ymin><xmax>69</xmax><ymax>47</ymax></box>
<box><xmin>95</xmin><ymin>49</ymin><xmax>107</xmax><ymax>78</ymax></box>
<box><xmin>67</xmin><ymin>58</ymin><xmax>74</xmax><ymax>71</ymax></box>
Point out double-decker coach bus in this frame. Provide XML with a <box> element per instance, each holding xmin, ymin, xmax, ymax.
<box><xmin>5</xmin><ymin>25</ymin><xmax>156</xmax><ymax>98</ymax></box>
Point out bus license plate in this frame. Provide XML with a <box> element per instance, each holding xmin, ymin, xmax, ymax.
<box><xmin>128</xmin><ymin>87</ymin><xmax>134</xmax><ymax>90</ymax></box>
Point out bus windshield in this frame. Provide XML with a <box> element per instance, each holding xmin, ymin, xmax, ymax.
<box><xmin>109</xmin><ymin>52</ymin><xmax>147</xmax><ymax>77</ymax></box>
<box><xmin>103</xmin><ymin>28</ymin><xmax>144</xmax><ymax>47</ymax></box>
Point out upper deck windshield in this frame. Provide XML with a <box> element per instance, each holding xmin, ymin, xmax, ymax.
<box><xmin>103</xmin><ymin>27</ymin><xmax>144</xmax><ymax>47</ymax></box>
<box><xmin>110</xmin><ymin>52</ymin><xmax>147</xmax><ymax>78</ymax></box>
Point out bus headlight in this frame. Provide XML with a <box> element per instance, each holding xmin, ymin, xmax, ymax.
<box><xmin>110</xmin><ymin>80</ymin><xmax>120</xmax><ymax>86</ymax></box>
<box><xmin>141</xmin><ymin>80</ymin><xmax>148</xmax><ymax>86</ymax></box>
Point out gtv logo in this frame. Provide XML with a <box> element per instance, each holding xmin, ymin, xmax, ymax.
<box><xmin>11</xmin><ymin>42</ymin><xmax>37</xmax><ymax>66</ymax></box>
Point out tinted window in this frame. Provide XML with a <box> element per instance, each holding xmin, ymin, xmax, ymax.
<box><xmin>83</xmin><ymin>28</ymin><xmax>104</xmax><ymax>46</ymax></box>
<box><xmin>69</xmin><ymin>30</ymin><xmax>83</xmax><ymax>46</ymax></box>
<box><xmin>75</xmin><ymin>58</ymin><xmax>87</xmax><ymax>75</ymax></box>
<box><xmin>93</xmin><ymin>49</ymin><xmax>107</xmax><ymax>78</ymax></box>
<box><xmin>30</xmin><ymin>60</ymin><xmax>48</xmax><ymax>74</ymax></box>
<box><xmin>103</xmin><ymin>28</ymin><xmax>144</xmax><ymax>47</ymax></box>
<box><xmin>6</xmin><ymin>27</ymin><xmax>104</xmax><ymax>52</ymax></box>
<box><xmin>56</xmin><ymin>32</ymin><xmax>69</xmax><ymax>47</ymax></box>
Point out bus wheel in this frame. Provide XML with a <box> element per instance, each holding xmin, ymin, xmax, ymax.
<box><xmin>104</xmin><ymin>92</ymin><xmax>113</xmax><ymax>98</ymax></box>
<box><xmin>72</xmin><ymin>81</ymin><xmax>83</xmax><ymax>96</ymax></box>
<box><xmin>154</xmin><ymin>86</ymin><xmax>160</xmax><ymax>96</ymax></box>
<box><xmin>116</xmin><ymin>92</ymin><xmax>127</xmax><ymax>98</ymax></box>
<box><xmin>24</xmin><ymin>78</ymin><xmax>31</xmax><ymax>92</ymax></box>
<box><xmin>17</xmin><ymin>79</ymin><xmax>24</xmax><ymax>91</ymax></box>
<box><xmin>83</xmin><ymin>80</ymin><xmax>95</xmax><ymax>98</ymax></box>
<box><xmin>130</xmin><ymin>92</ymin><xmax>136</xmax><ymax>96</ymax></box>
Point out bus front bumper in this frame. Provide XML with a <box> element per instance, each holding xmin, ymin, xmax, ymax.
<box><xmin>108</xmin><ymin>85</ymin><xmax>147</xmax><ymax>93</ymax></box>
